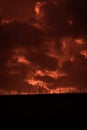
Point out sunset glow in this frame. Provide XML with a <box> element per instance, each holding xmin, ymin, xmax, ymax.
<box><xmin>80</xmin><ymin>50</ymin><xmax>87</xmax><ymax>58</ymax></box>
<box><xmin>75</xmin><ymin>39</ymin><xmax>84</xmax><ymax>45</ymax></box>
<box><xmin>25</xmin><ymin>77</ymin><xmax>48</xmax><ymax>90</ymax></box>
<box><xmin>17</xmin><ymin>56</ymin><xmax>30</xmax><ymax>65</ymax></box>
<box><xmin>35</xmin><ymin>2</ymin><xmax>41</xmax><ymax>15</ymax></box>
<box><xmin>0</xmin><ymin>0</ymin><xmax>87</xmax><ymax>95</ymax></box>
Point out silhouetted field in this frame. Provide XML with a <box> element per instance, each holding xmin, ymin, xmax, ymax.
<box><xmin>0</xmin><ymin>94</ymin><xmax>87</xmax><ymax>129</ymax></box>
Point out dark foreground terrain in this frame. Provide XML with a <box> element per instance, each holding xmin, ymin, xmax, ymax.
<box><xmin>0</xmin><ymin>94</ymin><xmax>87</xmax><ymax>129</ymax></box>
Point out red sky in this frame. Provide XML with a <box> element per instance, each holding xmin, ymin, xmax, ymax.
<box><xmin>0</xmin><ymin>0</ymin><xmax>37</xmax><ymax>21</ymax></box>
<box><xmin>0</xmin><ymin>0</ymin><xmax>87</xmax><ymax>95</ymax></box>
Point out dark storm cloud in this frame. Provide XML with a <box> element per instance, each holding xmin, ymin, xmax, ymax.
<box><xmin>0</xmin><ymin>20</ymin><xmax>45</xmax><ymax>90</ymax></box>
<box><xmin>0</xmin><ymin>72</ymin><xmax>27</xmax><ymax>90</ymax></box>
<box><xmin>32</xmin><ymin>0</ymin><xmax>87</xmax><ymax>89</ymax></box>
<box><xmin>65</xmin><ymin>0</ymin><xmax>87</xmax><ymax>36</ymax></box>
<box><xmin>36</xmin><ymin>75</ymin><xmax>55</xmax><ymax>83</ymax></box>
<box><xmin>0</xmin><ymin>20</ymin><xmax>44</xmax><ymax>49</ymax></box>
<box><xmin>35</xmin><ymin>0</ymin><xmax>87</xmax><ymax>38</ymax></box>
<box><xmin>51</xmin><ymin>54</ymin><xmax>87</xmax><ymax>89</ymax></box>
<box><xmin>0</xmin><ymin>53</ymin><xmax>30</xmax><ymax>90</ymax></box>
<box><xmin>0</xmin><ymin>19</ymin><xmax>58</xmax><ymax>91</ymax></box>
<box><xmin>27</xmin><ymin>51</ymin><xmax>58</xmax><ymax>71</ymax></box>
<box><xmin>35</xmin><ymin>1</ymin><xmax>69</xmax><ymax>36</ymax></box>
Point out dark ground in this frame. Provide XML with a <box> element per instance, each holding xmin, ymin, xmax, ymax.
<box><xmin>0</xmin><ymin>94</ymin><xmax>87</xmax><ymax>129</ymax></box>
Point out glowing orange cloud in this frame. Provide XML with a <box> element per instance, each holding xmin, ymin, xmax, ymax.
<box><xmin>34</xmin><ymin>69</ymin><xmax>66</xmax><ymax>80</ymax></box>
<box><xmin>35</xmin><ymin>1</ymin><xmax>57</xmax><ymax>16</ymax></box>
<box><xmin>35</xmin><ymin>2</ymin><xmax>46</xmax><ymax>16</ymax></box>
<box><xmin>17</xmin><ymin>56</ymin><xmax>30</xmax><ymax>65</ymax></box>
<box><xmin>80</xmin><ymin>50</ymin><xmax>87</xmax><ymax>58</ymax></box>
<box><xmin>75</xmin><ymin>39</ymin><xmax>84</xmax><ymax>45</ymax></box>
<box><xmin>25</xmin><ymin>77</ymin><xmax>48</xmax><ymax>90</ymax></box>
<box><xmin>7</xmin><ymin>47</ymin><xmax>30</xmax><ymax>66</ymax></box>
<box><xmin>35</xmin><ymin>2</ymin><xmax>41</xmax><ymax>15</ymax></box>
<box><xmin>35</xmin><ymin>70</ymin><xmax>45</xmax><ymax>77</ymax></box>
<box><xmin>35</xmin><ymin>70</ymin><xmax>59</xmax><ymax>79</ymax></box>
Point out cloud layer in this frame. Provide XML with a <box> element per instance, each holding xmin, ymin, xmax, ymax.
<box><xmin>0</xmin><ymin>0</ymin><xmax>87</xmax><ymax>94</ymax></box>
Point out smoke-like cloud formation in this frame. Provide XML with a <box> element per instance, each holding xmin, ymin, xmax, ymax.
<box><xmin>1</xmin><ymin>0</ymin><xmax>87</xmax><ymax>94</ymax></box>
